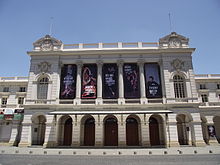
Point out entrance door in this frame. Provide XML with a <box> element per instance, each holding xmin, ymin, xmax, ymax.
<box><xmin>104</xmin><ymin>117</ymin><xmax>118</xmax><ymax>146</ymax></box>
<box><xmin>126</xmin><ymin>117</ymin><xmax>139</xmax><ymax>146</ymax></box>
<box><xmin>84</xmin><ymin>118</ymin><xmax>95</xmax><ymax>146</ymax></box>
<box><xmin>63</xmin><ymin>118</ymin><xmax>72</xmax><ymax>146</ymax></box>
<box><xmin>149</xmin><ymin>117</ymin><xmax>160</xmax><ymax>146</ymax></box>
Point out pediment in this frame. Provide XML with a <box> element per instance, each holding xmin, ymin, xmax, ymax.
<box><xmin>159</xmin><ymin>32</ymin><xmax>189</xmax><ymax>48</ymax></box>
<box><xmin>33</xmin><ymin>35</ymin><xmax>62</xmax><ymax>51</ymax></box>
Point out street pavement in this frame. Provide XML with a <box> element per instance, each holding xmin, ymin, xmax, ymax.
<box><xmin>0</xmin><ymin>154</ymin><xmax>220</xmax><ymax>165</ymax></box>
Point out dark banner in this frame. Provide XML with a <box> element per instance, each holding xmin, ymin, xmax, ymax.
<box><xmin>123</xmin><ymin>63</ymin><xmax>140</xmax><ymax>99</ymax></box>
<box><xmin>208</xmin><ymin>125</ymin><xmax>216</xmax><ymax>137</ymax></box>
<box><xmin>102</xmin><ymin>64</ymin><xmax>118</xmax><ymax>99</ymax></box>
<box><xmin>60</xmin><ymin>64</ymin><xmax>77</xmax><ymax>99</ymax></box>
<box><xmin>81</xmin><ymin>64</ymin><xmax>97</xmax><ymax>99</ymax></box>
<box><xmin>144</xmin><ymin>63</ymin><xmax>162</xmax><ymax>98</ymax></box>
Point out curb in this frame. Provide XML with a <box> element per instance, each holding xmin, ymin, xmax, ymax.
<box><xmin>0</xmin><ymin>146</ymin><xmax>220</xmax><ymax>156</ymax></box>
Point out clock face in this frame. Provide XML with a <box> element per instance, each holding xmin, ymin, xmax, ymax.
<box><xmin>169</xmin><ymin>38</ymin><xmax>181</xmax><ymax>48</ymax></box>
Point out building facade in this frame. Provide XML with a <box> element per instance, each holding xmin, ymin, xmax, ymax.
<box><xmin>0</xmin><ymin>32</ymin><xmax>219</xmax><ymax>148</ymax></box>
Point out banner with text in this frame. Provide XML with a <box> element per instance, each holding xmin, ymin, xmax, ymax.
<box><xmin>123</xmin><ymin>63</ymin><xmax>140</xmax><ymax>99</ymax></box>
<box><xmin>102</xmin><ymin>64</ymin><xmax>118</xmax><ymax>99</ymax></box>
<box><xmin>144</xmin><ymin>63</ymin><xmax>162</xmax><ymax>98</ymax></box>
<box><xmin>81</xmin><ymin>64</ymin><xmax>97</xmax><ymax>99</ymax></box>
<box><xmin>60</xmin><ymin>64</ymin><xmax>77</xmax><ymax>99</ymax></box>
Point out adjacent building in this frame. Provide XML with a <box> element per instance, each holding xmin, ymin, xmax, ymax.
<box><xmin>0</xmin><ymin>32</ymin><xmax>219</xmax><ymax>148</ymax></box>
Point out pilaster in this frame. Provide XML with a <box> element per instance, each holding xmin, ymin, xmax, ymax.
<box><xmin>96</xmin><ymin>60</ymin><xmax>103</xmax><ymax>105</ymax></box>
<box><xmin>117</xmin><ymin>114</ymin><xmax>126</xmax><ymax>147</ymax></box>
<box><xmin>71</xmin><ymin>115</ymin><xmax>80</xmax><ymax>147</ymax></box>
<box><xmin>138</xmin><ymin>60</ymin><xmax>147</xmax><ymax>104</ymax></box>
<box><xmin>18</xmin><ymin>115</ymin><xmax>32</xmax><ymax>147</ymax></box>
<box><xmin>74</xmin><ymin>61</ymin><xmax>82</xmax><ymax>105</ymax></box>
<box><xmin>95</xmin><ymin>115</ymin><xmax>104</xmax><ymax>147</ymax></box>
<box><xmin>167</xmin><ymin>114</ymin><xmax>180</xmax><ymax>147</ymax></box>
<box><xmin>117</xmin><ymin>60</ymin><xmax>125</xmax><ymax>104</ymax></box>
<box><xmin>43</xmin><ymin>115</ymin><xmax>57</xmax><ymax>148</ymax></box>
<box><xmin>8</xmin><ymin>121</ymin><xmax>21</xmax><ymax>146</ymax></box>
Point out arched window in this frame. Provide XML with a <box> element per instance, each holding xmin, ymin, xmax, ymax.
<box><xmin>37</xmin><ymin>77</ymin><xmax>49</xmax><ymax>99</ymax></box>
<box><xmin>173</xmin><ymin>75</ymin><xmax>186</xmax><ymax>98</ymax></box>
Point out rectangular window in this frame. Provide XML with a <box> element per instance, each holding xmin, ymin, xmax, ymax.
<box><xmin>3</xmin><ymin>87</ymin><xmax>9</xmax><ymax>92</ymax></box>
<box><xmin>217</xmin><ymin>84</ymin><xmax>220</xmax><ymax>89</ymax></box>
<box><xmin>144</xmin><ymin>63</ymin><xmax>162</xmax><ymax>98</ymax></box>
<box><xmin>60</xmin><ymin>64</ymin><xmax>77</xmax><ymax>99</ymax></box>
<box><xmin>1</xmin><ymin>98</ymin><xmax>7</xmax><ymax>105</ymax></box>
<box><xmin>81</xmin><ymin>64</ymin><xmax>97</xmax><ymax>99</ymax></box>
<box><xmin>102</xmin><ymin>64</ymin><xmax>118</xmax><ymax>99</ymax></box>
<box><xmin>200</xmin><ymin>84</ymin><xmax>206</xmax><ymax>89</ymax></box>
<box><xmin>123</xmin><ymin>63</ymin><xmax>140</xmax><ymax>99</ymax></box>
<box><xmin>19</xmin><ymin>87</ymin><xmax>26</xmax><ymax>92</ymax></box>
<box><xmin>201</xmin><ymin>94</ymin><xmax>208</xmax><ymax>102</ymax></box>
<box><xmin>18</xmin><ymin>97</ymin><xmax>24</xmax><ymax>105</ymax></box>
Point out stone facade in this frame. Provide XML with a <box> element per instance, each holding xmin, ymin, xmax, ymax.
<box><xmin>0</xmin><ymin>32</ymin><xmax>219</xmax><ymax>148</ymax></box>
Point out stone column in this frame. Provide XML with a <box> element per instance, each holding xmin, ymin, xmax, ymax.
<box><xmin>9</xmin><ymin>121</ymin><xmax>21</xmax><ymax>146</ymax></box>
<box><xmin>117</xmin><ymin>114</ymin><xmax>126</xmax><ymax>146</ymax></box>
<box><xmin>159</xmin><ymin>60</ymin><xmax>166</xmax><ymax>104</ymax></box>
<box><xmin>71</xmin><ymin>115</ymin><xmax>80</xmax><ymax>147</ymax></box>
<box><xmin>43</xmin><ymin>115</ymin><xmax>57</xmax><ymax>148</ymax></box>
<box><xmin>118</xmin><ymin>60</ymin><xmax>125</xmax><ymax>104</ymax></box>
<box><xmin>190</xmin><ymin>113</ymin><xmax>206</xmax><ymax>146</ymax></box>
<box><xmin>74</xmin><ymin>61</ymin><xmax>82</xmax><ymax>105</ymax></box>
<box><xmin>138</xmin><ymin>60</ymin><xmax>147</xmax><ymax>104</ymax></box>
<box><xmin>140</xmin><ymin>114</ymin><xmax>150</xmax><ymax>147</ymax></box>
<box><xmin>18</xmin><ymin>115</ymin><xmax>32</xmax><ymax>147</ymax></box>
<box><xmin>167</xmin><ymin>114</ymin><xmax>180</xmax><ymax>147</ymax></box>
<box><xmin>95</xmin><ymin>115</ymin><xmax>104</xmax><ymax>147</ymax></box>
<box><xmin>96</xmin><ymin>60</ymin><xmax>103</xmax><ymax>105</ymax></box>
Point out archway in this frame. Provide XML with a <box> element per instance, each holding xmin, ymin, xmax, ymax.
<box><xmin>104</xmin><ymin>116</ymin><xmax>118</xmax><ymax>146</ymax></box>
<box><xmin>32</xmin><ymin>115</ymin><xmax>46</xmax><ymax>145</ymax></box>
<box><xmin>149</xmin><ymin>116</ymin><xmax>160</xmax><ymax>146</ymax></box>
<box><xmin>213</xmin><ymin>116</ymin><xmax>220</xmax><ymax>143</ymax></box>
<box><xmin>176</xmin><ymin>114</ymin><xmax>189</xmax><ymax>145</ymax></box>
<box><xmin>84</xmin><ymin>117</ymin><xmax>95</xmax><ymax>146</ymax></box>
<box><xmin>63</xmin><ymin>117</ymin><xmax>72</xmax><ymax>146</ymax></box>
<box><xmin>126</xmin><ymin>117</ymin><xmax>139</xmax><ymax>146</ymax></box>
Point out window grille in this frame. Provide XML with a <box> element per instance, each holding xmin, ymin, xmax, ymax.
<box><xmin>37</xmin><ymin>77</ymin><xmax>49</xmax><ymax>99</ymax></box>
<box><xmin>173</xmin><ymin>75</ymin><xmax>186</xmax><ymax>98</ymax></box>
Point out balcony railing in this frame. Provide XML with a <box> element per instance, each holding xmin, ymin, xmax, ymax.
<box><xmin>62</xmin><ymin>42</ymin><xmax>159</xmax><ymax>50</ymax></box>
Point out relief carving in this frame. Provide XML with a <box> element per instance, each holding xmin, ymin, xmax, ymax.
<box><xmin>38</xmin><ymin>61</ymin><xmax>51</xmax><ymax>73</ymax></box>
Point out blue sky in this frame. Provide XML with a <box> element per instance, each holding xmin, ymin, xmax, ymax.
<box><xmin>0</xmin><ymin>0</ymin><xmax>220</xmax><ymax>76</ymax></box>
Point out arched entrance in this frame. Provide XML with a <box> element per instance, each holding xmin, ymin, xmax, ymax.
<box><xmin>84</xmin><ymin>117</ymin><xmax>95</xmax><ymax>146</ymax></box>
<box><xmin>176</xmin><ymin>114</ymin><xmax>189</xmax><ymax>145</ymax></box>
<box><xmin>32</xmin><ymin>115</ymin><xmax>46</xmax><ymax>145</ymax></box>
<box><xmin>126</xmin><ymin>117</ymin><xmax>139</xmax><ymax>146</ymax></box>
<box><xmin>63</xmin><ymin>118</ymin><xmax>72</xmax><ymax>146</ymax></box>
<box><xmin>149</xmin><ymin>116</ymin><xmax>160</xmax><ymax>146</ymax></box>
<box><xmin>104</xmin><ymin>117</ymin><xmax>118</xmax><ymax>146</ymax></box>
<box><xmin>213</xmin><ymin>116</ymin><xmax>220</xmax><ymax>143</ymax></box>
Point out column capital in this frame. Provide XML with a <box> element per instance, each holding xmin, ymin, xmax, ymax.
<box><xmin>96</xmin><ymin>60</ymin><xmax>103</xmax><ymax>65</ymax></box>
<box><xmin>117</xmin><ymin>59</ymin><xmax>124</xmax><ymax>66</ymax></box>
<box><xmin>137</xmin><ymin>59</ymin><xmax>145</xmax><ymax>65</ymax></box>
<box><xmin>76</xmin><ymin>60</ymin><xmax>83</xmax><ymax>67</ymax></box>
<box><xmin>158</xmin><ymin>59</ymin><xmax>163</xmax><ymax>65</ymax></box>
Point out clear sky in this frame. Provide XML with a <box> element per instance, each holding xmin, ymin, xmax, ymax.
<box><xmin>0</xmin><ymin>0</ymin><xmax>220</xmax><ymax>77</ymax></box>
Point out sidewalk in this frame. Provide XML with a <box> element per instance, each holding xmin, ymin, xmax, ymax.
<box><xmin>0</xmin><ymin>146</ymin><xmax>220</xmax><ymax>156</ymax></box>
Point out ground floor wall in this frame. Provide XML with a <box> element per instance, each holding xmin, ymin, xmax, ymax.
<box><xmin>1</xmin><ymin>109</ymin><xmax>220</xmax><ymax>148</ymax></box>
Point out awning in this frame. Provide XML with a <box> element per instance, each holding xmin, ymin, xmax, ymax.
<box><xmin>49</xmin><ymin>110</ymin><xmax>172</xmax><ymax>115</ymax></box>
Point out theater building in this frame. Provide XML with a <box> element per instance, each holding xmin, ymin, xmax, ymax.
<box><xmin>0</xmin><ymin>32</ymin><xmax>220</xmax><ymax>148</ymax></box>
